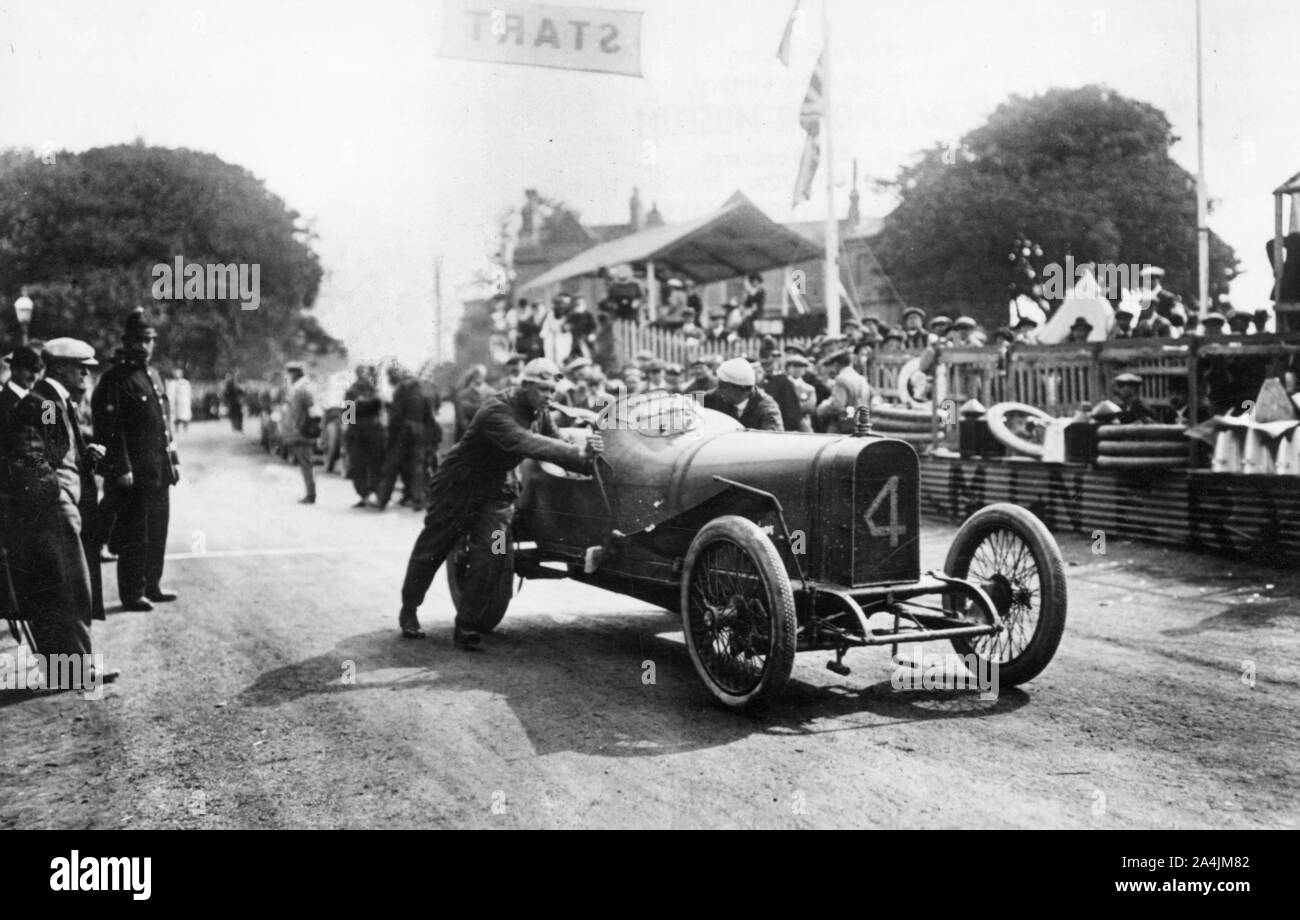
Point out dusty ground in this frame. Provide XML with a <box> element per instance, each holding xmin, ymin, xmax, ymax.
<box><xmin>2</xmin><ymin>422</ymin><xmax>1297</xmax><ymax>829</ymax></box>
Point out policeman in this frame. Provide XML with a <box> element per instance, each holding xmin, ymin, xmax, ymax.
<box><xmin>91</xmin><ymin>308</ymin><xmax>179</xmax><ymax>611</ymax></box>
<box><xmin>394</xmin><ymin>358</ymin><xmax>602</xmax><ymax>648</ymax></box>
<box><xmin>702</xmin><ymin>358</ymin><xmax>782</xmax><ymax>431</ymax></box>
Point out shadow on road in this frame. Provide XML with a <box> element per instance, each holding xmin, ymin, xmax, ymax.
<box><xmin>233</xmin><ymin>611</ymin><xmax>1031</xmax><ymax>757</ymax></box>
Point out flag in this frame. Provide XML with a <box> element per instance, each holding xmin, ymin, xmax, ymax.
<box><xmin>776</xmin><ymin>0</ymin><xmax>802</xmax><ymax>67</ymax></box>
<box><xmin>792</xmin><ymin>49</ymin><xmax>825</xmax><ymax>208</ymax></box>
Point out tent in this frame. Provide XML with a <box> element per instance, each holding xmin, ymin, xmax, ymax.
<box><xmin>522</xmin><ymin>192</ymin><xmax>823</xmax><ymax>292</ymax></box>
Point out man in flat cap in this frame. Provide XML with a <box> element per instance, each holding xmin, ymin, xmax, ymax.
<box><xmin>784</xmin><ymin>352</ymin><xmax>817</xmax><ymax>431</ymax></box>
<box><xmin>37</xmin><ymin>338</ymin><xmax>110</xmax><ymax>622</ymax></box>
<box><xmin>901</xmin><ymin>307</ymin><xmax>928</xmax><ymax>350</ymax></box>
<box><xmin>759</xmin><ymin>351</ymin><xmax>802</xmax><ymax>431</ymax></box>
<box><xmin>702</xmin><ymin>358</ymin><xmax>782</xmax><ymax>431</ymax></box>
<box><xmin>92</xmin><ymin>308</ymin><xmax>180</xmax><ymax>611</ymax></box>
<box><xmin>394</xmin><ymin>357</ymin><xmax>603</xmax><ymax>648</ymax></box>
<box><xmin>816</xmin><ymin>349</ymin><xmax>873</xmax><ymax>433</ymax></box>
<box><xmin>1113</xmin><ymin>372</ymin><xmax>1155</xmax><ymax>425</ymax></box>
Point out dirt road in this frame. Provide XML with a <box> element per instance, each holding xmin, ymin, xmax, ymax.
<box><xmin>2</xmin><ymin>422</ymin><xmax>1296</xmax><ymax>828</ymax></box>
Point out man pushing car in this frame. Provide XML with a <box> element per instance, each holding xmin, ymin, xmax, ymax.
<box><xmin>395</xmin><ymin>357</ymin><xmax>603</xmax><ymax>649</ymax></box>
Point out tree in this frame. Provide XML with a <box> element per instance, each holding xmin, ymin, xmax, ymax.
<box><xmin>873</xmin><ymin>85</ymin><xmax>1239</xmax><ymax>325</ymax></box>
<box><xmin>0</xmin><ymin>143</ymin><xmax>342</xmax><ymax>378</ymax></box>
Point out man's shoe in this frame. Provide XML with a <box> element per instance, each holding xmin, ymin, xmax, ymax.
<box><xmin>453</xmin><ymin>625</ymin><xmax>483</xmax><ymax>650</ymax></box>
<box><xmin>352</xmin><ymin>500</ymin><xmax>369</xmax><ymax>509</ymax></box>
<box><xmin>90</xmin><ymin>668</ymin><xmax>121</xmax><ymax>685</ymax></box>
<box><xmin>399</xmin><ymin>607</ymin><xmax>424</xmax><ymax>639</ymax></box>
<box><xmin>146</xmin><ymin>589</ymin><xmax>178</xmax><ymax>603</ymax></box>
<box><xmin>121</xmin><ymin>597</ymin><xmax>154</xmax><ymax>612</ymax></box>
<box><xmin>299</xmin><ymin>495</ymin><xmax>316</xmax><ymax>504</ymax></box>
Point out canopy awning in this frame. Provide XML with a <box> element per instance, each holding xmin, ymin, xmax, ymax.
<box><xmin>522</xmin><ymin>192</ymin><xmax>823</xmax><ymax>291</ymax></box>
<box><xmin>1275</xmin><ymin>170</ymin><xmax>1300</xmax><ymax>195</ymax></box>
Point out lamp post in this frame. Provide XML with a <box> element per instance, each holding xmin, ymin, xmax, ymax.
<box><xmin>14</xmin><ymin>293</ymin><xmax>34</xmax><ymax>345</ymax></box>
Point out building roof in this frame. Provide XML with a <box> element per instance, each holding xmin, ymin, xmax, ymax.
<box><xmin>522</xmin><ymin>192</ymin><xmax>823</xmax><ymax>291</ymax></box>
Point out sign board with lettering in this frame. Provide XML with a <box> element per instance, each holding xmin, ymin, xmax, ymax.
<box><xmin>438</xmin><ymin>1</ymin><xmax>643</xmax><ymax>77</ymax></box>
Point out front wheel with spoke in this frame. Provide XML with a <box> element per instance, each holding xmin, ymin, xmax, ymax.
<box><xmin>943</xmin><ymin>503</ymin><xmax>1067</xmax><ymax>687</ymax></box>
<box><xmin>681</xmin><ymin>516</ymin><xmax>797</xmax><ymax>711</ymax></box>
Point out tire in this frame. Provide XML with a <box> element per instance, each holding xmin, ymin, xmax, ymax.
<box><xmin>1095</xmin><ymin>456</ymin><xmax>1187</xmax><ymax>470</ymax></box>
<box><xmin>896</xmin><ymin>357</ymin><xmax>946</xmax><ymax>409</ymax></box>
<box><xmin>985</xmin><ymin>402</ymin><xmax>1054</xmax><ymax>458</ymax></box>
<box><xmin>681</xmin><ymin>516</ymin><xmax>797</xmax><ymax>711</ymax></box>
<box><xmin>1096</xmin><ymin>424</ymin><xmax>1187</xmax><ymax>441</ymax></box>
<box><xmin>446</xmin><ymin>532</ymin><xmax>513</xmax><ymax>633</ymax></box>
<box><xmin>943</xmin><ymin>503</ymin><xmax>1067</xmax><ymax>687</ymax></box>
<box><xmin>1096</xmin><ymin>440</ymin><xmax>1188</xmax><ymax>457</ymax></box>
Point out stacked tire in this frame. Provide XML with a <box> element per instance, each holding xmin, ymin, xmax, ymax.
<box><xmin>869</xmin><ymin>403</ymin><xmax>937</xmax><ymax>448</ymax></box>
<box><xmin>1095</xmin><ymin>424</ymin><xmax>1188</xmax><ymax>469</ymax></box>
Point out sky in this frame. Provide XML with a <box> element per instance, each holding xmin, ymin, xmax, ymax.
<box><xmin>0</xmin><ymin>0</ymin><xmax>1295</xmax><ymax>363</ymax></box>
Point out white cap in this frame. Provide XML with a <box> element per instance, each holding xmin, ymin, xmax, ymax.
<box><xmin>521</xmin><ymin>357</ymin><xmax>562</xmax><ymax>383</ymax></box>
<box><xmin>716</xmin><ymin>357</ymin><xmax>755</xmax><ymax>387</ymax></box>
<box><xmin>43</xmin><ymin>337</ymin><xmax>98</xmax><ymax>366</ymax></box>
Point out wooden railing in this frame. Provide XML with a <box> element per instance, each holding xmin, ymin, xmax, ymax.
<box><xmin>610</xmin><ymin>320</ymin><xmax>1300</xmax><ymax>422</ymax></box>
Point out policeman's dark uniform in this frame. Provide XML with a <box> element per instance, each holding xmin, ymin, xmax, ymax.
<box><xmin>91</xmin><ymin>311</ymin><xmax>178</xmax><ymax>606</ymax></box>
<box><xmin>397</xmin><ymin>386</ymin><xmax>592</xmax><ymax>635</ymax></box>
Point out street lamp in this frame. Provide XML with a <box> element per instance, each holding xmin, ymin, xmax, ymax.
<box><xmin>14</xmin><ymin>294</ymin><xmax>34</xmax><ymax>345</ymax></box>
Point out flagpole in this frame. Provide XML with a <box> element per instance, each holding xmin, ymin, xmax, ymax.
<box><xmin>1195</xmin><ymin>0</ymin><xmax>1209</xmax><ymax>318</ymax></box>
<box><xmin>822</xmin><ymin>0</ymin><xmax>839</xmax><ymax>337</ymax></box>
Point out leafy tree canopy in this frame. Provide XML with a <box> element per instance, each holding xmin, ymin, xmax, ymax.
<box><xmin>0</xmin><ymin>143</ymin><xmax>341</xmax><ymax>378</ymax></box>
<box><xmin>873</xmin><ymin>85</ymin><xmax>1238</xmax><ymax>325</ymax></box>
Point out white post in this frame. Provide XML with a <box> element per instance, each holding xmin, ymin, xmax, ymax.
<box><xmin>646</xmin><ymin>259</ymin><xmax>658</xmax><ymax>323</ymax></box>
<box><xmin>1195</xmin><ymin>0</ymin><xmax>1210</xmax><ymax>317</ymax></box>
<box><xmin>822</xmin><ymin>0</ymin><xmax>839</xmax><ymax>337</ymax></box>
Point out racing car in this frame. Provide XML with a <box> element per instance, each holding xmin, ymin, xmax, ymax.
<box><xmin>446</xmin><ymin>391</ymin><xmax>1067</xmax><ymax>711</ymax></box>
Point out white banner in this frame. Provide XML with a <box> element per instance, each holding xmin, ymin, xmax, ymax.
<box><xmin>439</xmin><ymin>1</ymin><xmax>643</xmax><ymax>78</ymax></box>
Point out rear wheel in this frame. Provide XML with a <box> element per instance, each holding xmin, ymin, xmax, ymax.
<box><xmin>447</xmin><ymin>531</ymin><xmax>513</xmax><ymax>633</ymax></box>
<box><xmin>681</xmin><ymin>516</ymin><xmax>797</xmax><ymax>711</ymax></box>
<box><xmin>943</xmin><ymin>503</ymin><xmax>1067</xmax><ymax>686</ymax></box>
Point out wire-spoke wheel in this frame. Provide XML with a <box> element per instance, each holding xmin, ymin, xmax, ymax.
<box><xmin>943</xmin><ymin>503</ymin><xmax>1067</xmax><ymax>686</ymax></box>
<box><xmin>681</xmin><ymin>516</ymin><xmax>797</xmax><ymax>711</ymax></box>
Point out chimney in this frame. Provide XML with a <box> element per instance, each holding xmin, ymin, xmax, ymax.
<box><xmin>630</xmin><ymin>187</ymin><xmax>642</xmax><ymax>230</ymax></box>
<box><xmin>646</xmin><ymin>202</ymin><xmax>664</xmax><ymax>227</ymax></box>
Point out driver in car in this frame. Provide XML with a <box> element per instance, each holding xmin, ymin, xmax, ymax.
<box><xmin>394</xmin><ymin>358</ymin><xmax>603</xmax><ymax>648</ymax></box>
